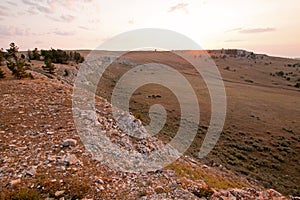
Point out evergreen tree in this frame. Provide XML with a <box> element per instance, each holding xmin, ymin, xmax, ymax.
<box><xmin>40</xmin><ymin>49</ymin><xmax>84</xmax><ymax>64</ymax></box>
<box><xmin>0</xmin><ymin>49</ymin><xmax>5</xmax><ymax>78</ymax></box>
<box><xmin>27</xmin><ymin>49</ymin><xmax>33</xmax><ymax>61</ymax></box>
<box><xmin>42</xmin><ymin>58</ymin><xmax>55</xmax><ymax>74</ymax></box>
<box><xmin>6</xmin><ymin>43</ymin><xmax>30</xmax><ymax>79</ymax></box>
<box><xmin>32</xmin><ymin>48</ymin><xmax>40</xmax><ymax>60</ymax></box>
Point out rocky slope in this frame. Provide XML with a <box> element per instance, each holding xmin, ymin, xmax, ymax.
<box><xmin>0</xmin><ymin>55</ymin><xmax>295</xmax><ymax>199</ymax></box>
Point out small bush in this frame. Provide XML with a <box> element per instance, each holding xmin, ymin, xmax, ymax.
<box><xmin>42</xmin><ymin>58</ymin><xmax>55</xmax><ymax>74</ymax></box>
<box><xmin>233</xmin><ymin>152</ymin><xmax>247</xmax><ymax>161</ymax></box>
<box><xmin>244</xmin><ymin>79</ymin><xmax>253</xmax><ymax>83</ymax></box>
<box><xmin>192</xmin><ymin>188</ymin><xmax>214</xmax><ymax>198</ymax></box>
<box><xmin>135</xmin><ymin>112</ymin><xmax>144</xmax><ymax>121</ymax></box>
<box><xmin>138</xmin><ymin>190</ymin><xmax>147</xmax><ymax>197</ymax></box>
<box><xmin>63</xmin><ymin>69</ymin><xmax>69</xmax><ymax>76</ymax></box>
<box><xmin>275</xmin><ymin>71</ymin><xmax>284</xmax><ymax>77</ymax></box>
<box><xmin>272</xmin><ymin>153</ymin><xmax>284</xmax><ymax>162</ymax></box>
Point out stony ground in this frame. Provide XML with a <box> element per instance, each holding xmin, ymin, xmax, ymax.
<box><xmin>0</xmin><ymin>55</ymin><xmax>295</xmax><ymax>199</ymax></box>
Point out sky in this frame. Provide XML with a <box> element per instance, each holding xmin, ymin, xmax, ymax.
<box><xmin>0</xmin><ymin>0</ymin><xmax>299</xmax><ymax>58</ymax></box>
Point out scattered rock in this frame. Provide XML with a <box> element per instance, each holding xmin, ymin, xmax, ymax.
<box><xmin>212</xmin><ymin>188</ymin><xmax>288</xmax><ymax>200</ymax></box>
<box><xmin>62</xmin><ymin>138</ymin><xmax>77</xmax><ymax>147</ymax></box>
<box><xmin>26</xmin><ymin>167</ymin><xmax>37</xmax><ymax>177</ymax></box>
<box><xmin>202</xmin><ymin>165</ymin><xmax>209</xmax><ymax>169</ymax></box>
<box><xmin>63</xmin><ymin>154</ymin><xmax>78</xmax><ymax>165</ymax></box>
<box><xmin>55</xmin><ymin>190</ymin><xmax>65</xmax><ymax>197</ymax></box>
<box><xmin>8</xmin><ymin>178</ymin><xmax>21</xmax><ymax>186</ymax></box>
<box><xmin>96</xmin><ymin>177</ymin><xmax>104</xmax><ymax>184</ymax></box>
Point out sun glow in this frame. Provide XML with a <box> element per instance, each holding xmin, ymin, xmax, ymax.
<box><xmin>0</xmin><ymin>0</ymin><xmax>299</xmax><ymax>57</ymax></box>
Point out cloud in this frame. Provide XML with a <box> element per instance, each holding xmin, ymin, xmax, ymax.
<box><xmin>60</xmin><ymin>14</ymin><xmax>74</xmax><ymax>22</ymax></box>
<box><xmin>21</xmin><ymin>0</ymin><xmax>55</xmax><ymax>13</ymax></box>
<box><xmin>0</xmin><ymin>10</ymin><xmax>7</xmax><ymax>16</ymax></box>
<box><xmin>0</xmin><ymin>5</ymin><xmax>9</xmax><ymax>16</ymax></box>
<box><xmin>22</xmin><ymin>0</ymin><xmax>36</xmax><ymax>6</ymax></box>
<box><xmin>0</xmin><ymin>25</ymin><xmax>30</xmax><ymax>36</ymax></box>
<box><xmin>53</xmin><ymin>30</ymin><xmax>75</xmax><ymax>36</ymax></box>
<box><xmin>47</xmin><ymin>14</ymin><xmax>75</xmax><ymax>22</ymax></box>
<box><xmin>47</xmin><ymin>0</ymin><xmax>95</xmax><ymax>11</ymax></box>
<box><xmin>168</xmin><ymin>3</ymin><xmax>189</xmax><ymax>14</ymax></box>
<box><xmin>226</xmin><ymin>27</ymin><xmax>242</xmax><ymax>33</ymax></box>
<box><xmin>225</xmin><ymin>39</ymin><xmax>244</xmax><ymax>43</ymax></box>
<box><xmin>226</xmin><ymin>27</ymin><xmax>276</xmax><ymax>34</ymax></box>
<box><xmin>239</xmin><ymin>28</ymin><xmax>276</xmax><ymax>34</ymax></box>
<box><xmin>27</xmin><ymin>8</ymin><xmax>38</xmax><ymax>15</ymax></box>
<box><xmin>78</xmin><ymin>26</ymin><xmax>92</xmax><ymax>30</ymax></box>
<box><xmin>0</xmin><ymin>5</ymin><xmax>8</xmax><ymax>10</ymax></box>
<box><xmin>6</xmin><ymin>1</ymin><xmax>17</xmax><ymax>6</ymax></box>
<box><xmin>36</xmin><ymin>4</ymin><xmax>54</xmax><ymax>14</ymax></box>
<box><xmin>21</xmin><ymin>0</ymin><xmax>95</xmax><ymax>15</ymax></box>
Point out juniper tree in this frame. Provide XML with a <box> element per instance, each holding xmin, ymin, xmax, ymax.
<box><xmin>32</xmin><ymin>48</ymin><xmax>40</xmax><ymax>60</ymax></box>
<box><xmin>42</xmin><ymin>58</ymin><xmax>55</xmax><ymax>74</ymax></box>
<box><xmin>0</xmin><ymin>49</ymin><xmax>5</xmax><ymax>78</ymax></box>
<box><xmin>6</xmin><ymin>43</ymin><xmax>30</xmax><ymax>79</ymax></box>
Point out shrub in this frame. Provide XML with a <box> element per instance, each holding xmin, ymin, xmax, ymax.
<box><xmin>272</xmin><ymin>153</ymin><xmax>284</xmax><ymax>162</ymax></box>
<box><xmin>233</xmin><ymin>152</ymin><xmax>247</xmax><ymax>161</ymax></box>
<box><xmin>0</xmin><ymin>68</ymin><xmax>4</xmax><ymax>78</ymax></box>
<box><xmin>244</xmin><ymin>79</ymin><xmax>254</xmax><ymax>83</ymax></box>
<box><xmin>63</xmin><ymin>69</ymin><xmax>69</xmax><ymax>76</ymax></box>
<box><xmin>275</xmin><ymin>71</ymin><xmax>284</xmax><ymax>77</ymax></box>
<box><xmin>192</xmin><ymin>188</ymin><xmax>214</xmax><ymax>198</ymax></box>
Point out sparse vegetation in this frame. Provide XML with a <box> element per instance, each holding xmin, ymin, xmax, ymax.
<box><xmin>0</xmin><ymin>188</ymin><xmax>41</xmax><ymax>200</ymax></box>
<box><xmin>166</xmin><ymin>161</ymin><xmax>247</xmax><ymax>190</ymax></box>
